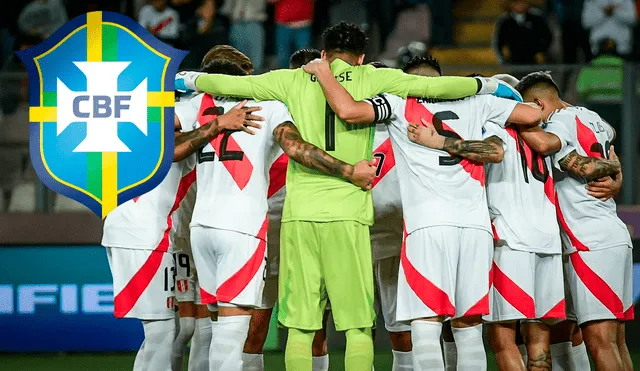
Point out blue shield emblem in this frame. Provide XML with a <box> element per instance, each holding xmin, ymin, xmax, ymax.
<box><xmin>17</xmin><ymin>11</ymin><xmax>187</xmax><ymax>219</ymax></box>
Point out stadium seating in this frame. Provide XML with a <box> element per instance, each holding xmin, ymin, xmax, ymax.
<box><xmin>54</xmin><ymin>194</ymin><xmax>90</xmax><ymax>213</ymax></box>
<box><xmin>8</xmin><ymin>182</ymin><xmax>36</xmax><ymax>212</ymax></box>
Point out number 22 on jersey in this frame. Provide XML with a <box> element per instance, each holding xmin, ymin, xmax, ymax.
<box><xmin>196</xmin><ymin>94</ymin><xmax>254</xmax><ymax>189</ymax></box>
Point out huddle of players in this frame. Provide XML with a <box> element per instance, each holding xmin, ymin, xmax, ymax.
<box><xmin>101</xmin><ymin>21</ymin><xmax>634</xmax><ymax>371</ymax></box>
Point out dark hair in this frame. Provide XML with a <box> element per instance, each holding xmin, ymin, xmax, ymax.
<box><xmin>201</xmin><ymin>45</ymin><xmax>253</xmax><ymax>74</ymax></box>
<box><xmin>515</xmin><ymin>71</ymin><xmax>560</xmax><ymax>96</ymax></box>
<box><xmin>466</xmin><ymin>73</ymin><xmax>484</xmax><ymax>77</ymax></box>
<box><xmin>321</xmin><ymin>21</ymin><xmax>368</xmax><ymax>56</ymax></box>
<box><xmin>368</xmin><ymin>61</ymin><xmax>390</xmax><ymax>69</ymax></box>
<box><xmin>289</xmin><ymin>48</ymin><xmax>321</xmax><ymax>69</ymax></box>
<box><xmin>200</xmin><ymin>59</ymin><xmax>249</xmax><ymax>76</ymax></box>
<box><xmin>402</xmin><ymin>55</ymin><xmax>441</xmax><ymax>76</ymax></box>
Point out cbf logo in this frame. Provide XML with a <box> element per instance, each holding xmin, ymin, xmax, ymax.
<box><xmin>17</xmin><ymin>11</ymin><xmax>187</xmax><ymax>218</ymax></box>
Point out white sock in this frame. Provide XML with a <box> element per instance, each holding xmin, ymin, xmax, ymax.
<box><xmin>312</xmin><ymin>355</ymin><xmax>329</xmax><ymax>371</ymax></box>
<box><xmin>188</xmin><ymin>318</ymin><xmax>212</xmax><ymax>371</ymax></box>
<box><xmin>209</xmin><ymin>315</ymin><xmax>251</xmax><ymax>371</ymax></box>
<box><xmin>570</xmin><ymin>342</ymin><xmax>590</xmax><ymax>371</ymax></box>
<box><xmin>392</xmin><ymin>350</ymin><xmax>413</xmax><ymax>370</ymax></box>
<box><xmin>443</xmin><ymin>341</ymin><xmax>457</xmax><ymax>371</ymax></box>
<box><xmin>172</xmin><ymin>316</ymin><xmax>196</xmax><ymax>371</ymax></box>
<box><xmin>517</xmin><ymin>344</ymin><xmax>528</xmax><ymax>365</ymax></box>
<box><xmin>452</xmin><ymin>325</ymin><xmax>487</xmax><ymax>371</ymax></box>
<box><xmin>241</xmin><ymin>353</ymin><xmax>264</xmax><ymax>371</ymax></box>
<box><xmin>135</xmin><ymin>319</ymin><xmax>176</xmax><ymax>371</ymax></box>
<box><xmin>411</xmin><ymin>320</ymin><xmax>444</xmax><ymax>371</ymax></box>
<box><xmin>549</xmin><ymin>342</ymin><xmax>572</xmax><ymax>371</ymax></box>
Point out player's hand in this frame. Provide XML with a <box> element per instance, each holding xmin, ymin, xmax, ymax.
<box><xmin>216</xmin><ymin>100</ymin><xmax>262</xmax><ymax>135</ymax></box>
<box><xmin>408</xmin><ymin>120</ymin><xmax>445</xmax><ymax>149</ymax></box>
<box><xmin>302</xmin><ymin>58</ymin><xmax>330</xmax><ymax>76</ymax></box>
<box><xmin>475</xmin><ymin>76</ymin><xmax>523</xmax><ymax>102</ymax></box>
<box><xmin>587</xmin><ymin>145</ymin><xmax>622</xmax><ymax>201</ymax></box>
<box><xmin>175</xmin><ymin>71</ymin><xmax>205</xmax><ymax>95</ymax></box>
<box><xmin>349</xmin><ymin>159</ymin><xmax>376</xmax><ymax>191</ymax></box>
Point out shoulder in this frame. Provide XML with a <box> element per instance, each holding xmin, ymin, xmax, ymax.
<box><xmin>139</xmin><ymin>5</ymin><xmax>153</xmax><ymax>13</ymax></box>
<box><xmin>546</xmin><ymin>106</ymin><xmax>575</xmax><ymax>123</ymax></box>
<box><xmin>256</xmin><ymin>100</ymin><xmax>288</xmax><ymax>112</ymax></box>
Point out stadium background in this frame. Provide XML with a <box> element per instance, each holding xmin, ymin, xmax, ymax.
<box><xmin>2</xmin><ymin>0</ymin><xmax>640</xmax><ymax>369</ymax></box>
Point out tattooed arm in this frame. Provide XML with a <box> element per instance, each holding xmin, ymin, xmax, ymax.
<box><xmin>441</xmin><ymin>136</ymin><xmax>504</xmax><ymax>163</ymax></box>
<box><xmin>174</xmin><ymin>120</ymin><xmax>220</xmax><ymax>162</ymax></box>
<box><xmin>558</xmin><ymin>150</ymin><xmax>621</xmax><ymax>180</ymax></box>
<box><xmin>273</xmin><ymin>122</ymin><xmax>376</xmax><ymax>190</ymax></box>
<box><xmin>407</xmin><ymin>121</ymin><xmax>504</xmax><ymax>163</ymax></box>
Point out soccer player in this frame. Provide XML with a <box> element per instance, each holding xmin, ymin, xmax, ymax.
<box><xmin>513</xmin><ymin>72</ymin><xmax>632</xmax><ymax>371</ymax></box>
<box><xmin>303</xmin><ymin>55</ymin><xmax>545</xmax><ymax>371</ymax></box>
<box><xmin>242</xmin><ymin>47</ymin><xmax>333</xmax><ymax>371</ymax></box>
<box><xmin>101</xmin><ymin>102</ymin><xmax>254</xmax><ymax>371</ymax></box>
<box><xmin>174</xmin><ymin>21</ymin><xmax>512</xmax><ymax>371</ymax></box>
<box><xmin>174</xmin><ymin>47</ymin><xmax>377</xmax><ymax>371</ymax></box>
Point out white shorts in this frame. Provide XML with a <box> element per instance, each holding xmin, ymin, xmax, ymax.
<box><xmin>486</xmin><ymin>245</ymin><xmax>565</xmax><ymax>323</ymax></box>
<box><xmin>374</xmin><ymin>255</ymin><xmax>411</xmax><ymax>332</ymax></box>
<box><xmin>190</xmin><ymin>226</ymin><xmax>267</xmax><ymax>308</ymax></box>
<box><xmin>106</xmin><ymin>246</ymin><xmax>176</xmax><ymax>320</ymax></box>
<box><xmin>397</xmin><ymin>226</ymin><xmax>493</xmax><ymax>321</ymax></box>
<box><xmin>565</xmin><ymin>246</ymin><xmax>634</xmax><ymax>325</ymax></box>
<box><xmin>174</xmin><ymin>237</ymin><xmax>201</xmax><ymax>305</ymax></box>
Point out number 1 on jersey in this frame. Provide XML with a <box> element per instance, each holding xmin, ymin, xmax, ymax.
<box><xmin>325</xmin><ymin>103</ymin><xmax>336</xmax><ymax>151</ymax></box>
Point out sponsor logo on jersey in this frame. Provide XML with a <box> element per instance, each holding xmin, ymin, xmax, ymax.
<box><xmin>18</xmin><ymin>11</ymin><xmax>187</xmax><ymax>219</ymax></box>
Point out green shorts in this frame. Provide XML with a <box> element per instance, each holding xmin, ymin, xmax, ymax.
<box><xmin>277</xmin><ymin>220</ymin><xmax>376</xmax><ymax>331</ymax></box>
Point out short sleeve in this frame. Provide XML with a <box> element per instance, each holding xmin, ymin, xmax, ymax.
<box><xmin>264</xmin><ymin>101</ymin><xmax>294</xmax><ymax>131</ymax></box>
<box><xmin>364</xmin><ymin>93</ymin><xmax>404</xmax><ymax>123</ymax></box>
<box><xmin>175</xmin><ymin>99</ymin><xmax>198</xmax><ymax>132</ymax></box>
<box><xmin>482</xmin><ymin>122</ymin><xmax>509</xmax><ymax>149</ymax></box>
<box><xmin>481</xmin><ymin>95</ymin><xmax>518</xmax><ymax>128</ymax></box>
<box><xmin>542</xmin><ymin>118</ymin><xmax>574</xmax><ymax>171</ymax></box>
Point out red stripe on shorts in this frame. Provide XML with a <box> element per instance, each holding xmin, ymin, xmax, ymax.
<box><xmin>463</xmin><ymin>292</ymin><xmax>489</xmax><ymax>317</ymax></box>
<box><xmin>400</xmin><ymin>224</ymin><xmax>455</xmax><ymax>317</ymax></box>
<box><xmin>541</xmin><ymin>299</ymin><xmax>566</xmax><ymax>319</ymax></box>
<box><xmin>624</xmin><ymin>306</ymin><xmax>635</xmax><ymax>321</ymax></box>
<box><xmin>570</xmin><ymin>252</ymin><xmax>624</xmax><ymax>319</ymax></box>
<box><xmin>113</xmin><ymin>170</ymin><xmax>197</xmax><ymax>317</ymax></box>
<box><xmin>216</xmin><ymin>218</ymin><xmax>269</xmax><ymax>303</ymax></box>
<box><xmin>492</xmin><ymin>261</ymin><xmax>536</xmax><ymax>318</ymax></box>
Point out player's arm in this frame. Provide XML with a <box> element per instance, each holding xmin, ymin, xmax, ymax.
<box><xmin>557</xmin><ymin>149</ymin><xmax>621</xmax><ymax>180</ymax></box>
<box><xmin>176</xmin><ymin>69</ymin><xmax>295</xmax><ymax>102</ymax></box>
<box><xmin>505</xmin><ymin>102</ymin><xmax>544</xmax><ymax>128</ymax></box>
<box><xmin>586</xmin><ymin>147</ymin><xmax>622</xmax><ymax>201</ymax></box>
<box><xmin>173</xmin><ymin>101</ymin><xmax>263</xmax><ymax>162</ymax></box>
<box><xmin>273</xmin><ymin>122</ymin><xmax>376</xmax><ymax>190</ymax></box>
<box><xmin>518</xmin><ymin>126</ymin><xmax>562</xmax><ymax>155</ymax></box>
<box><xmin>408</xmin><ymin>120</ymin><xmax>505</xmax><ymax>163</ymax></box>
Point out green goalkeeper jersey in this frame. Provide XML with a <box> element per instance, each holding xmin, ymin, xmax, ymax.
<box><xmin>195</xmin><ymin>59</ymin><xmax>479</xmax><ymax>225</ymax></box>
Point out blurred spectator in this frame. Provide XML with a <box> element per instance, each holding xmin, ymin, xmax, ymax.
<box><xmin>270</xmin><ymin>0</ymin><xmax>314</xmax><ymax>69</ymax></box>
<box><xmin>329</xmin><ymin>0</ymin><xmax>367</xmax><ymax>30</ymax></box>
<box><xmin>553</xmin><ymin>0</ymin><xmax>593</xmax><ymax>63</ymax></box>
<box><xmin>0</xmin><ymin>3</ymin><xmax>26</xmax><ymax>69</ymax></box>
<box><xmin>138</xmin><ymin>0</ymin><xmax>180</xmax><ymax>47</ymax></box>
<box><xmin>18</xmin><ymin>0</ymin><xmax>68</xmax><ymax>40</ymax></box>
<box><xmin>576</xmin><ymin>38</ymin><xmax>624</xmax><ymax>133</ymax></box>
<box><xmin>180</xmin><ymin>0</ymin><xmax>228</xmax><ymax>69</ymax></box>
<box><xmin>582</xmin><ymin>0</ymin><xmax>637</xmax><ymax>58</ymax></box>
<box><xmin>221</xmin><ymin>0</ymin><xmax>267</xmax><ymax>73</ymax></box>
<box><xmin>493</xmin><ymin>0</ymin><xmax>553</xmax><ymax>64</ymax></box>
<box><xmin>1</xmin><ymin>34</ymin><xmax>42</xmax><ymax>115</ymax></box>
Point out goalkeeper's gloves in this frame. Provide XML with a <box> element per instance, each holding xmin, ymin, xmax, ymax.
<box><xmin>175</xmin><ymin>71</ymin><xmax>205</xmax><ymax>95</ymax></box>
<box><xmin>475</xmin><ymin>76</ymin><xmax>523</xmax><ymax>102</ymax></box>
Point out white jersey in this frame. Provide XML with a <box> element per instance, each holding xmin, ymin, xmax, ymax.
<box><xmin>370</xmin><ymin>123</ymin><xmax>403</xmax><ymax>261</ymax></box>
<box><xmin>185</xmin><ymin>93</ymin><xmax>293</xmax><ymax>237</ymax></box>
<box><xmin>544</xmin><ymin>106</ymin><xmax>632</xmax><ymax>253</ymax></box>
<box><xmin>173</xmin><ymin>99</ymin><xmax>199</xmax><ymax>240</ymax></box>
<box><xmin>484</xmin><ymin>124</ymin><xmax>561</xmax><ymax>254</ymax></box>
<box><xmin>369</xmin><ymin>94</ymin><xmax>518</xmax><ymax>235</ymax></box>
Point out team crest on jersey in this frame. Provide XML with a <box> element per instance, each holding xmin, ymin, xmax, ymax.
<box><xmin>17</xmin><ymin>11</ymin><xmax>187</xmax><ymax>219</ymax></box>
<box><xmin>177</xmin><ymin>280</ymin><xmax>189</xmax><ymax>293</ymax></box>
<box><xmin>167</xmin><ymin>296</ymin><xmax>175</xmax><ymax>309</ymax></box>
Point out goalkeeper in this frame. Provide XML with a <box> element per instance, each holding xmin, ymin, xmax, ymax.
<box><xmin>176</xmin><ymin>22</ymin><xmax>512</xmax><ymax>371</ymax></box>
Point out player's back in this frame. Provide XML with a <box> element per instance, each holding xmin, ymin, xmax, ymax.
<box><xmin>485</xmin><ymin>126</ymin><xmax>560</xmax><ymax>253</ymax></box>
<box><xmin>545</xmin><ymin>106</ymin><xmax>631</xmax><ymax>252</ymax></box>
<box><xmin>386</xmin><ymin>94</ymin><xmax>516</xmax><ymax>235</ymax></box>
<box><xmin>370</xmin><ymin>123</ymin><xmax>402</xmax><ymax>260</ymax></box>
<box><xmin>282</xmin><ymin>60</ymin><xmax>390</xmax><ymax>225</ymax></box>
<box><xmin>188</xmin><ymin>94</ymin><xmax>290</xmax><ymax>237</ymax></box>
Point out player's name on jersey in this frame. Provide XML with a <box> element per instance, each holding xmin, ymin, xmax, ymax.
<box><xmin>310</xmin><ymin>71</ymin><xmax>352</xmax><ymax>83</ymax></box>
